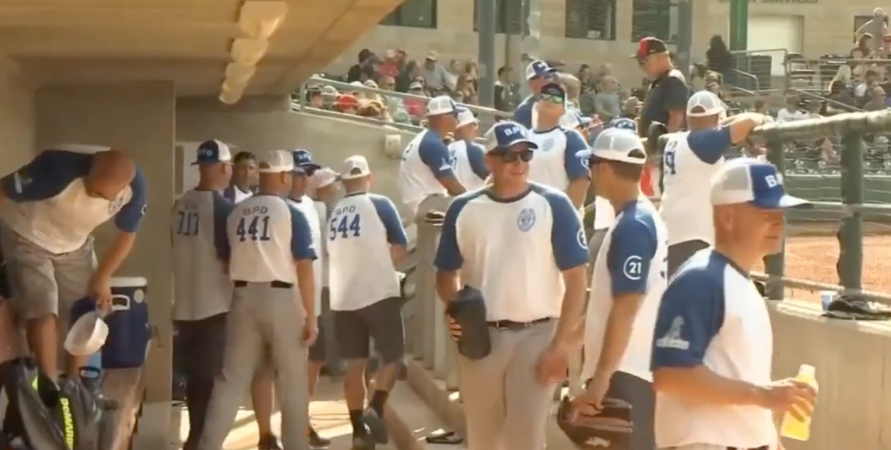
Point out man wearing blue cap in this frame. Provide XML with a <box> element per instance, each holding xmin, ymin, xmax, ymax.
<box><xmin>650</xmin><ymin>158</ymin><xmax>815</xmax><ymax>450</ymax></box>
<box><xmin>513</xmin><ymin>60</ymin><xmax>558</xmax><ymax>129</ymax></box>
<box><xmin>398</xmin><ymin>95</ymin><xmax>467</xmax><ymax>219</ymax></box>
<box><xmin>569</xmin><ymin>128</ymin><xmax>667</xmax><ymax>450</ymax></box>
<box><xmin>285</xmin><ymin>149</ymin><xmax>332</xmax><ymax>449</ymax></box>
<box><xmin>435</xmin><ymin>121</ymin><xmax>589</xmax><ymax>450</ymax></box>
<box><xmin>527</xmin><ymin>82</ymin><xmax>590</xmax><ymax>208</ymax></box>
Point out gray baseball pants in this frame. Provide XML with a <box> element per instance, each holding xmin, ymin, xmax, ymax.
<box><xmin>197</xmin><ymin>282</ymin><xmax>309</xmax><ymax>450</ymax></box>
<box><xmin>457</xmin><ymin>320</ymin><xmax>557</xmax><ymax>450</ymax></box>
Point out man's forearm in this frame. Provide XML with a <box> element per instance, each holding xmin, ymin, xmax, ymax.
<box><xmin>95</xmin><ymin>232</ymin><xmax>137</xmax><ymax>279</ymax></box>
<box><xmin>435</xmin><ymin>271</ymin><xmax>461</xmax><ymax>306</ymax></box>
<box><xmin>552</xmin><ymin>267</ymin><xmax>587</xmax><ymax>348</ymax></box>
<box><xmin>295</xmin><ymin>261</ymin><xmax>315</xmax><ymax>317</ymax></box>
<box><xmin>593</xmin><ymin>296</ymin><xmax>641</xmax><ymax>377</ymax></box>
<box><xmin>653</xmin><ymin>365</ymin><xmax>764</xmax><ymax>406</ymax></box>
<box><xmin>565</xmin><ymin>180</ymin><xmax>589</xmax><ymax>209</ymax></box>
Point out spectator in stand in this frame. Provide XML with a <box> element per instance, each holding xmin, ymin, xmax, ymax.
<box><xmin>347</xmin><ymin>49</ymin><xmax>373</xmax><ymax>83</ymax></box>
<box><xmin>307</xmin><ymin>87</ymin><xmax>325</xmax><ymax>109</ymax></box>
<box><xmin>423</xmin><ymin>52</ymin><xmax>451</xmax><ymax>94</ymax></box>
<box><xmin>594</xmin><ymin>75</ymin><xmax>622</xmax><ymax>122</ymax></box>
<box><xmin>706</xmin><ymin>35</ymin><xmax>733</xmax><ymax>82</ymax></box>
<box><xmin>865</xmin><ymin>86</ymin><xmax>887</xmax><ymax>111</ymax></box>
<box><xmin>446</xmin><ymin>59</ymin><xmax>463</xmax><ymax>91</ymax></box>
<box><xmin>855</xmin><ymin>68</ymin><xmax>880</xmax><ymax>100</ymax></box>
<box><xmin>362</xmin><ymin>80</ymin><xmax>384</xmax><ymax>103</ymax></box>
<box><xmin>455</xmin><ymin>74</ymin><xmax>476</xmax><ymax>103</ymax></box>
<box><xmin>396</xmin><ymin>60</ymin><xmax>420</xmax><ymax>93</ymax></box>
<box><xmin>576</xmin><ymin>64</ymin><xmax>593</xmax><ymax>89</ymax></box>
<box><xmin>337</xmin><ymin>94</ymin><xmax>360</xmax><ymax>115</ymax></box>
<box><xmin>826</xmin><ymin>80</ymin><xmax>856</xmax><ymax>115</ymax></box>
<box><xmin>855</xmin><ymin>8</ymin><xmax>887</xmax><ymax>54</ymax></box>
<box><xmin>494</xmin><ymin>66</ymin><xmax>514</xmax><ymax>112</ymax></box>
<box><xmin>622</xmin><ymin>97</ymin><xmax>642</xmax><ymax>120</ymax></box>
<box><xmin>357</xmin><ymin>99</ymin><xmax>393</xmax><ymax>122</ymax></box>
<box><xmin>776</xmin><ymin>96</ymin><xmax>805</xmax><ymax>123</ymax></box>
<box><xmin>753</xmin><ymin>99</ymin><xmax>774</xmax><ymax>123</ymax></box>
<box><xmin>464</xmin><ymin>61</ymin><xmax>480</xmax><ymax>94</ymax></box>
<box><xmin>378</xmin><ymin>75</ymin><xmax>410</xmax><ymax>123</ymax></box>
<box><xmin>881</xmin><ymin>34</ymin><xmax>891</xmax><ymax>58</ymax></box>
<box><xmin>405</xmin><ymin>81</ymin><xmax>428</xmax><ymax>121</ymax></box>
<box><xmin>321</xmin><ymin>85</ymin><xmax>338</xmax><ymax>109</ymax></box>
<box><xmin>378</xmin><ymin>49</ymin><xmax>401</xmax><ymax>80</ymax></box>
<box><xmin>857</xmin><ymin>33</ymin><xmax>875</xmax><ymax>58</ymax></box>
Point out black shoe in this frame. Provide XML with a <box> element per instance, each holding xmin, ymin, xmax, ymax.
<box><xmin>258</xmin><ymin>434</ymin><xmax>281</xmax><ymax>450</ymax></box>
<box><xmin>350</xmin><ymin>433</ymin><xmax>375</xmax><ymax>450</ymax></box>
<box><xmin>362</xmin><ymin>408</ymin><xmax>388</xmax><ymax>444</ymax></box>
<box><xmin>309</xmin><ymin>429</ymin><xmax>331</xmax><ymax>449</ymax></box>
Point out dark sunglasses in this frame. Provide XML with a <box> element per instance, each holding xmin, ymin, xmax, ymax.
<box><xmin>539</xmin><ymin>93</ymin><xmax>565</xmax><ymax>104</ymax></box>
<box><xmin>491</xmin><ymin>150</ymin><xmax>534</xmax><ymax>163</ymax></box>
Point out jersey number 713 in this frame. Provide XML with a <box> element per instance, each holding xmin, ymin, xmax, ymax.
<box><xmin>236</xmin><ymin>215</ymin><xmax>272</xmax><ymax>242</ymax></box>
<box><xmin>330</xmin><ymin>214</ymin><xmax>361</xmax><ymax>240</ymax></box>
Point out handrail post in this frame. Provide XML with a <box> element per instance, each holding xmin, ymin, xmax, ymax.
<box><xmin>764</xmin><ymin>130</ymin><xmax>786</xmax><ymax>300</ymax></box>
<box><xmin>839</xmin><ymin>132</ymin><xmax>865</xmax><ymax>292</ymax></box>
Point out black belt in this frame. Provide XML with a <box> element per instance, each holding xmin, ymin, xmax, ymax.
<box><xmin>728</xmin><ymin>447</ymin><xmax>769</xmax><ymax>450</ymax></box>
<box><xmin>487</xmin><ymin>317</ymin><xmax>553</xmax><ymax>330</ymax></box>
<box><xmin>233</xmin><ymin>280</ymin><xmax>293</xmax><ymax>289</ymax></box>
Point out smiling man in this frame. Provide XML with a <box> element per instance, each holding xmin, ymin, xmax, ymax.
<box><xmin>0</xmin><ymin>145</ymin><xmax>147</xmax><ymax>382</ymax></box>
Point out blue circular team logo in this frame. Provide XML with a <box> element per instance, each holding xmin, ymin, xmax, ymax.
<box><xmin>517</xmin><ymin>208</ymin><xmax>536</xmax><ymax>232</ymax></box>
<box><xmin>538</xmin><ymin>137</ymin><xmax>555</xmax><ymax>152</ymax></box>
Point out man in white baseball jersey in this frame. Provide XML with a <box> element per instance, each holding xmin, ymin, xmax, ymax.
<box><xmin>527</xmin><ymin>83</ymin><xmax>590</xmax><ymax>207</ymax></box>
<box><xmin>435</xmin><ymin>121</ymin><xmax>589</xmax><ymax>450</ymax></box>
<box><xmin>513</xmin><ymin>60</ymin><xmax>559</xmax><ymax>128</ymax></box>
<box><xmin>199</xmin><ymin>150</ymin><xmax>317</xmax><ymax>450</ymax></box>
<box><xmin>328</xmin><ymin>155</ymin><xmax>409</xmax><ymax>450</ymax></box>
<box><xmin>285</xmin><ymin>149</ymin><xmax>331</xmax><ymax>449</ymax></box>
<box><xmin>398</xmin><ymin>96</ymin><xmax>466</xmax><ymax>218</ymax></box>
<box><xmin>660</xmin><ymin>91</ymin><xmax>766</xmax><ymax>276</ymax></box>
<box><xmin>223</xmin><ymin>151</ymin><xmax>258</xmax><ymax>203</ymax></box>
<box><xmin>570</xmin><ymin>129</ymin><xmax>668</xmax><ymax>450</ymax></box>
<box><xmin>448</xmin><ymin>109</ymin><xmax>489</xmax><ymax>190</ymax></box>
<box><xmin>651</xmin><ymin>158</ymin><xmax>816</xmax><ymax>450</ymax></box>
<box><xmin>0</xmin><ymin>146</ymin><xmax>147</xmax><ymax>381</ymax></box>
<box><xmin>171</xmin><ymin>140</ymin><xmax>236</xmax><ymax>450</ymax></box>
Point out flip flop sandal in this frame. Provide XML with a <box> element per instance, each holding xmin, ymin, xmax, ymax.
<box><xmin>425</xmin><ymin>431</ymin><xmax>465</xmax><ymax>445</ymax></box>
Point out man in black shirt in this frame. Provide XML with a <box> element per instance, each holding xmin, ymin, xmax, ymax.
<box><xmin>634</xmin><ymin>37</ymin><xmax>688</xmax><ymax>136</ymax></box>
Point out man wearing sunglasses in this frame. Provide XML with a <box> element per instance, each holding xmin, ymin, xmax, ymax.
<box><xmin>569</xmin><ymin>128</ymin><xmax>668</xmax><ymax>450</ymax></box>
<box><xmin>0</xmin><ymin>145</ymin><xmax>147</xmax><ymax>385</ymax></box>
<box><xmin>398</xmin><ymin>95</ymin><xmax>467</xmax><ymax>219</ymax></box>
<box><xmin>634</xmin><ymin>37</ymin><xmax>688</xmax><ymax>138</ymax></box>
<box><xmin>513</xmin><ymin>60</ymin><xmax>558</xmax><ymax>129</ymax></box>
<box><xmin>285</xmin><ymin>149</ymin><xmax>332</xmax><ymax>450</ymax></box>
<box><xmin>435</xmin><ymin>121</ymin><xmax>589</xmax><ymax>450</ymax></box>
<box><xmin>528</xmin><ymin>83</ymin><xmax>590</xmax><ymax>209</ymax></box>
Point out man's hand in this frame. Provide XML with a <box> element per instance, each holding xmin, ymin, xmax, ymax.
<box><xmin>755</xmin><ymin>379</ymin><xmax>817</xmax><ymax>420</ymax></box>
<box><xmin>570</xmin><ymin>372</ymin><xmax>611</xmax><ymax>417</ymax></box>
<box><xmin>534</xmin><ymin>344</ymin><xmax>569</xmax><ymax>385</ymax></box>
<box><xmin>88</xmin><ymin>274</ymin><xmax>113</xmax><ymax>313</ymax></box>
<box><xmin>302</xmin><ymin>315</ymin><xmax>319</xmax><ymax>346</ymax></box>
<box><xmin>445</xmin><ymin>314</ymin><xmax>461</xmax><ymax>341</ymax></box>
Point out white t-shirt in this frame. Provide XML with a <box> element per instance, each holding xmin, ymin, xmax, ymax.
<box><xmin>398</xmin><ymin>129</ymin><xmax>455</xmax><ymax>217</ymax></box>
<box><xmin>592</xmin><ymin>197</ymin><xmax>614</xmax><ymax>231</ymax></box>
<box><xmin>527</xmin><ymin>127</ymin><xmax>590</xmax><ymax>191</ymax></box>
<box><xmin>287</xmin><ymin>195</ymin><xmax>323</xmax><ymax>316</ymax></box>
<box><xmin>447</xmin><ymin>140</ymin><xmax>488</xmax><ymax>191</ymax></box>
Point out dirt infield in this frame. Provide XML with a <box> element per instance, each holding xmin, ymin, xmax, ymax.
<box><xmin>754</xmin><ymin>222</ymin><xmax>891</xmax><ymax>302</ymax></box>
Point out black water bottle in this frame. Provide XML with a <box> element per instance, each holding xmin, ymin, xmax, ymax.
<box><xmin>446</xmin><ymin>286</ymin><xmax>491</xmax><ymax>360</ymax></box>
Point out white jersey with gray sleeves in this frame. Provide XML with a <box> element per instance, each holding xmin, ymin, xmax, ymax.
<box><xmin>0</xmin><ymin>150</ymin><xmax>148</xmax><ymax>253</ymax></box>
<box><xmin>287</xmin><ymin>195</ymin><xmax>323</xmax><ymax>316</ymax></box>
<box><xmin>583</xmin><ymin>197</ymin><xmax>667</xmax><ymax>382</ymax></box>
<box><xmin>328</xmin><ymin>193</ymin><xmax>409</xmax><ymax>311</ymax></box>
<box><xmin>399</xmin><ymin>129</ymin><xmax>456</xmax><ymax>216</ymax></box>
<box><xmin>660</xmin><ymin>129</ymin><xmax>729</xmax><ymax>245</ymax></box>
<box><xmin>171</xmin><ymin>189</ymin><xmax>233</xmax><ymax>321</ymax></box>
<box><xmin>434</xmin><ymin>183</ymin><xmax>589</xmax><ymax>322</ymax></box>
<box><xmin>651</xmin><ymin>250</ymin><xmax>775</xmax><ymax>449</ymax></box>
<box><xmin>225</xmin><ymin>195</ymin><xmax>317</xmax><ymax>283</ymax></box>
<box><xmin>527</xmin><ymin>127</ymin><xmax>590</xmax><ymax>191</ymax></box>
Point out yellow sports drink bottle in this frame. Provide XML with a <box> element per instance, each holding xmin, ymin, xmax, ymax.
<box><xmin>780</xmin><ymin>364</ymin><xmax>818</xmax><ymax>441</ymax></box>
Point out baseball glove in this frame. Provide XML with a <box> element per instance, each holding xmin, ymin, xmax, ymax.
<box><xmin>555</xmin><ymin>396</ymin><xmax>633</xmax><ymax>450</ymax></box>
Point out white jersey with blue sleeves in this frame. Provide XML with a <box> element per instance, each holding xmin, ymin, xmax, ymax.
<box><xmin>527</xmin><ymin>127</ymin><xmax>590</xmax><ymax>191</ymax></box>
<box><xmin>0</xmin><ymin>150</ymin><xmax>148</xmax><ymax>253</ymax></box>
<box><xmin>399</xmin><ymin>129</ymin><xmax>456</xmax><ymax>216</ymax></box>
<box><xmin>225</xmin><ymin>195</ymin><xmax>317</xmax><ymax>283</ymax></box>
<box><xmin>660</xmin><ymin>129</ymin><xmax>729</xmax><ymax>245</ymax></box>
<box><xmin>327</xmin><ymin>192</ymin><xmax>409</xmax><ymax>311</ymax></box>
<box><xmin>287</xmin><ymin>196</ymin><xmax>323</xmax><ymax>316</ymax></box>
<box><xmin>583</xmin><ymin>197</ymin><xmax>668</xmax><ymax>382</ymax></box>
<box><xmin>651</xmin><ymin>250</ymin><xmax>775</xmax><ymax>449</ymax></box>
<box><xmin>434</xmin><ymin>184</ymin><xmax>589</xmax><ymax>322</ymax></box>
<box><xmin>448</xmin><ymin>140</ymin><xmax>489</xmax><ymax>191</ymax></box>
<box><xmin>171</xmin><ymin>189</ymin><xmax>233</xmax><ymax>321</ymax></box>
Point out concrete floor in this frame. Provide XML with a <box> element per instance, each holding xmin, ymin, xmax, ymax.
<box><xmin>168</xmin><ymin>378</ymin><xmax>466</xmax><ymax>450</ymax></box>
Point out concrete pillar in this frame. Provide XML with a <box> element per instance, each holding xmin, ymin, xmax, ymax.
<box><xmin>35</xmin><ymin>81</ymin><xmax>176</xmax><ymax>446</ymax></box>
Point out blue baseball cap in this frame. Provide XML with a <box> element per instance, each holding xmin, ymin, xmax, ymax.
<box><xmin>192</xmin><ymin>140</ymin><xmax>232</xmax><ymax>165</ymax></box>
<box><xmin>292</xmin><ymin>149</ymin><xmax>321</xmax><ymax>173</ymax></box>
<box><xmin>710</xmin><ymin>158</ymin><xmax>810</xmax><ymax>209</ymax></box>
<box><xmin>525</xmin><ymin>60</ymin><xmax>557</xmax><ymax>81</ymax></box>
<box><xmin>483</xmin><ymin>121</ymin><xmax>538</xmax><ymax>153</ymax></box>
<box><xmin>576</xmin><ymin>128</ymin><xmax>647</xmax><ymax>165</ymax></box>
<box><xmin>539</xmin><ymin>82</ymin><xmax>566</xmax><ymax>100</ymax></box>
<box><xmin>607</xmin><ymin>118</ymin><xmax>638</xmax><ymax>133</ymax></box>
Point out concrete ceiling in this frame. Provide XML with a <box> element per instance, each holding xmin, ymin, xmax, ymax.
<box><xmin>0</xmin><ymin>0</ymin><xmax>403</xmax><ymax>96</ymax></box>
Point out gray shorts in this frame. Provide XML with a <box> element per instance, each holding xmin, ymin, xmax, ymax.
<box><xmin>0</xmin><ymin>223</ymin><xmax>96</xmax><ymax>321</ymax></box>
<box><xmin>604</xmin><ymin>371</ymin><xmax>656</xmax><ymax>450</ymax></box>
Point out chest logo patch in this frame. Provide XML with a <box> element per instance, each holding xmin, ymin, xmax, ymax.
<box><xmin>538</xmin><ymin>137</ymin><xmax>555</xmax><ymax>153</ymax></box>
<box><xmin>108</xmin><ymin>194</ymin><xmax>125</xmax><ymax>214</ymax></box>
<box><xmin>517</xmin><ymin>208</ymin><xmax>536</xmax><ymax>232</ymax></box>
